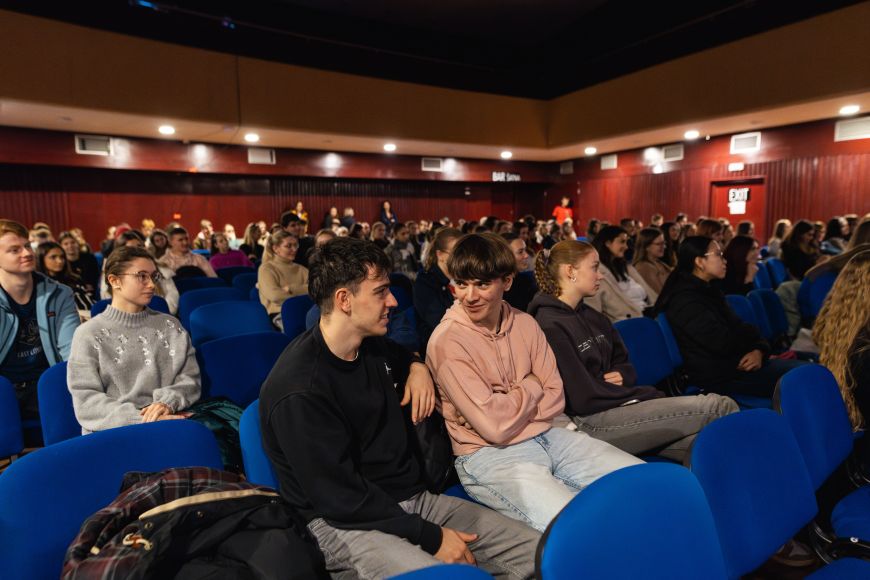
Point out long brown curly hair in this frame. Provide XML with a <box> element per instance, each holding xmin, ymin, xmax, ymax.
<box><xmin>814</xmin><ymin>249</ymin><xmax>870</xmax><ymax>429</ymax></box>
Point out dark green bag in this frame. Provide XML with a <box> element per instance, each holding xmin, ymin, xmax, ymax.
<box><xmin>187</xmin><ymin>397</ymin><xmax>244</xmax><ymax>473</ymax></box>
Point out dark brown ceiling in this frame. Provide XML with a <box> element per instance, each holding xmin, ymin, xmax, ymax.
<box><xmin>1</xmin><ymin>0</ymin><xmax>863</xmax><ymax>98</ymax></box>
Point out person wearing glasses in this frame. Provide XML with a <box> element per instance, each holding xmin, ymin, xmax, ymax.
<box><xmin>632</xmin><ymin>228</ymin><xmax>673</xmax><ymax>294</ymax></box>
<box><xmin>68</xmin><ymin>246</ymin><xmax>200</xmax><ymax>433</ymax></box>
<box><xmin>653</xmin><ymin>237</ymin><xmax>807</xmax><ymax>398</ymax></box>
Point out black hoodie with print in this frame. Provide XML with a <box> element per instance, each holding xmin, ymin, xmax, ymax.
<box><xmin>528</xmin><ymin>293</ymin><xmax>661</xmax><ymax>417</ymax></box>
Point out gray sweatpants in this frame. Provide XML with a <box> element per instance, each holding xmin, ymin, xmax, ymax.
<box><xmin>572</xmin><ymin>393</ymin><xmax>739</xmax><ymax>464</ymax></box>
<box><xmin>307</xmin><ymin>490</ymin><xmax>540</xmax><ymax>579</ymax></box>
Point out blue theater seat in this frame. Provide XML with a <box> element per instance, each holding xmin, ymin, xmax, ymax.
<box><xmin>37</xmin><ymin>361</ymin><xmax>81</xmax><ymax>445</ymax></box>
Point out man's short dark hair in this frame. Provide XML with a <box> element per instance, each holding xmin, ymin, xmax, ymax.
<box><xmin>448</xmin><ymin>233</ymin><xmax>516</xmax><ymax>282</ymax></box>
<box><xmin>168</xmin><ymin>227</ymin><xmax>187</xmax><ymax>238</ymax></box>
<box><xmin>281</xmin><ymin>211</ymin><xmax>301</xmax><ymax>229</ymax></box>
<box><xmin>308</xmin><ymin>238</ymin><xmax>392</xmax><ymax>315</ymax></box>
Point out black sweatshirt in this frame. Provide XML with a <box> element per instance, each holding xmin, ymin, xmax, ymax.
<box><xmin>259</xmin><ymin>325</ymin><xmax>442</xmax><ymax>554</ymax></box>
<box><xmin>528</xmin><ymin>293</ymin><xmax>661</xmax><ymax>416</ymax></box>
<box><xmin>656</xmin><ymin>272</ymin><xmax>770</xmax><ymax>390</ymax></box>
<box><xmin>413</xmin><ymin>267</ymin><xmax>455</xmax><ymax>355</ymax></box>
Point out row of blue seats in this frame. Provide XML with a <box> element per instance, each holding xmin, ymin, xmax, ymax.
<box><xmin>754</xmin><ymin>258</ymin><xmax>836</xmax><ymax>320</ymax></box>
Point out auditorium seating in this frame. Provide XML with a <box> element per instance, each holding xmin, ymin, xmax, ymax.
<box><xmin>178</xmin><ymin>287</ymin><xmax>246</xmax><ymax>330</ymax></box>
<box><xmin>613</xmin><ymin>318</ymin><xmax>676</xmax><ymax>390</ymax></box>
<box><xmin>753</xmin><ymin>266</ymin><xmax>774</xmax><ymax>290</ymax></box>
<box><xmin>765</xmin><ymin>258</ymin><xmax>789</xmax><ymax>288</ymax></box>
<box><xmin>748</xmin><ymin>289</ymin><xmax>790</xmax><ymax>346</ymax></box>
<box><xmin>198</xmin><ymin>332</ymin><xmax>291</xmax><ymax>407</ymax></box>
<box><xmin>174</xmin><ymin>276</ymin><xmax>228</xmax><ymax>295</ymax></box>
<box><xmin>188</xmin><ymin>300</ymin><xmax>274</xmax><ymax>346</ymax></box>
<box><xmin>90</xmin><ymin>295</ymin><xmax>170</xmax><ymax>318</ymax></box>
<box><xmin>215</xmin><ymin>265</ymin><xmax>255</xmax><ymax>284</ymax></box>
<box><xmin>36</xmin><ymin>361</ymin><xmax>81</xmax><ymax>445</ymax></box>
<box><xmin>690</xmin><ymin>409</ymin><xmax>870</xmax><ymax>578</ymax></box>
<box><xmin>281</xmin><ymin>294</ymin><xmax>315</xmax><ymax>340</ymax></box>
<box><xmin>0</xmin><ymin>421</ymin><xmax>223</xmax><ymax>580</ymax></box>
<box><xmin>776</xmin><ymin>365</ymin><xmax>870</xmax><ymax>550</ymax></box>
<box><xmin>538</xmin><ymin>463</ymin><xmax>727</xmax><ymax>580</ymax></box>
<box><xmin>232</xmin><ymin>271</ymin><xmax>258</xmax><ymax>295</ymax></box>
<box><xmin>239</xmin><ymin>400</ymin><xmax>280</xmax><ymax>489</ymax></box>
<box><xmin>798</xmin><ymin>271</ymin><xmax>837</xmax><ymax>321</ymax></box>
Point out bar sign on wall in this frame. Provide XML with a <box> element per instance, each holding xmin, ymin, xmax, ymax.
<box><xmin>492</xmin><ymin>171</ymin><xmax>521</xmax><ymax>182</ymax></box>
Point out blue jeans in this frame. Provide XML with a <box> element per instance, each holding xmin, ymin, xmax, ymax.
<box><xmin>455</xmin><ymin>427</ymin><xmax>643</xmax><ymax>532</ymax></box>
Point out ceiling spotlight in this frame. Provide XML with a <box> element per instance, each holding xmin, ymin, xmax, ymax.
<box><xmin>500</xmin><ymin>150</ymin><xmax>513</xmax><ymax>160</ymax></box>
<box><xmin>839</xmin><ymin>104</ymin><xmax>860</xmax><ymax>116</ymax></box>
<box><xmin>584</xmin><ymin>146</ymin><xmax>597</xmax><ymax>156</ymax></box>
<box><xmin>383</xmin><ymin>143</ymin><xmax>397</xmax><ymax>152</ymax></box>
<box><xmin>158</xmin><ymin>125</ymin><xmax>175</xmax><ymax>136</ymax></box>
<box><xmin>684</xmin><ymin>130</ymin><xmax>700</xmax><ymax>140</ymax></box>
<box><xmin>244</xmin><ymin>133</ymin><xmax>260</xmax><ymax>143</ymax></box>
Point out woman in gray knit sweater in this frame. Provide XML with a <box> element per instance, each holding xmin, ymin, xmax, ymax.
<box><xmin>68</xmin><ymin>246</ymin><xmax>200</xmax><ymax>433</ymax></box>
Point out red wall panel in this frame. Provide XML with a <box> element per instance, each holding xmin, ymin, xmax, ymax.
<box><xmin>555</xmin><ymin>119</ymin><xmax>870</xmax><ymax>241</ymax></box>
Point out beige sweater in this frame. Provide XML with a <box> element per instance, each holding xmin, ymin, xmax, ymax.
<box><xmin>258</xmin><ymin>258</ymin><xmax>309</xmax><ymax>315</ymax></box>
<box><xmin>634</xmin><ymin>259</ymin><xmax>673</xmax><ymax>295</ymax></box>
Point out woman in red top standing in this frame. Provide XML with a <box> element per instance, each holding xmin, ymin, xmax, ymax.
<box><xmin>553</xmin><ymin>195</ymin><xmax>574</xmax><ymax>225</ymax></box>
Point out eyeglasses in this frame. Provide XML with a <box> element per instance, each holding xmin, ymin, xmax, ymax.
<box><xmin>704</xmin><ymin>251</ymin><xmax>725</xmax><ymax>259</ymax></box>
<box><xmin>118</xmin><ymin>272</ymin><xmax>163</xmax><ymax>285</ymax></box>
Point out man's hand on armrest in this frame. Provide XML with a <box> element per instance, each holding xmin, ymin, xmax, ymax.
<box><xmin>401</xmin><ymin>362</ymin><xmax>437</xmax><ymax>424</ymax></box>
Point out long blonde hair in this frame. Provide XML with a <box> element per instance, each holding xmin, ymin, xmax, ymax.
<box><xmin>814</xmin><ymin>250</ymin><xmax>870</xmax><ymax>429</ymax></box>
<box><xmin>534</xmin><ymin>239</ymin><xmax>596</xmax><ymax>297</ymax></box>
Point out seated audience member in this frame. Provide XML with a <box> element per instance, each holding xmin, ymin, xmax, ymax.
<box><xmin>239</xmin><ymin>222</ymin><xmax>265</xmax><ymax>263</ymax></box>
<box><xmin>586</xmin><ymin>226</ymin><xmax>658</xmax><ymax>322</ymax></box>
<box><xmin>102</xmin><ymin>231</ymin><xmax>180</xmax><ymax>315</ymax></box>
<box><xmin>736</xmin><ymin>220</ymin><xmax>755</xmax><ymax>237</ymax></box>
<box><xmin>209</xmin><ymin>232</ymin><xmax>254</xmax><ymax>270</ymax></box>
<box><xmin>158</xmin><ymin>227</ymin><xmax>218</xmax><ymax>278</ymax></box>
<box><xmin>780</xmin><ymin>220</ymin><xmax>822</xmax><ymax>280</ymax></box>
<box><xmin>768</xmin><ymin>219</ymin><xmax>791</xmax><ymax>259</ymax></box>
<box><xmin>821</xmin><ymin>216</ymin><xmax>850</xmax><ymax>255</ymax></box>
<box><xmin>193</xmin><ymin>219</ymin><xmax>214</xmax><ymax>250</ymax></box>
<box><xmin>36</xmin><ymin>242</ymin><xmax>96</xmax><ymax>313</ymax></box>
<box><xmin>70</xmin><ymin>228</ymin><xmax>92</xmax><ymax>254</ymax></box>
<box><xmin>370</xmin><ymin>221</ymin><xmax>390</xmax><ymax>250</ymax></box>
<box><xmin>223</xmin><ymin>223</ymin><xmax>241</xmax><ymax>249</ymax></box>
<box><xmin>530</xmin><ymin>240</ymin><xmax>738</xmax><ymax>462</ymax></box>
<box><xmin>67</xmin><ymin>246</ymin><xmax>200</xmax><ymax>433</ymax></box>
<box><xmin>696</xmin><ymin>218</ymin><xmax>724</xmax><ymax>244</ymax></box>
<box><xmin>654</xmin><ymin>237</ymin><xmax>806</xmax><ymax>398</ymax></box>
<box><xmin>813</xmin><ymin>250</ymin><xmax>870</xmax><ymax>430</ymax></box>
<box><xmin>147</xmin><ymin>228</ymin><xmax>169</xmax><ymax>260</ymax></box>
<box><xmin>721</xmin><ymin>220</ymin><xmax>735</xmax><ymax>246</ymax></box>
<box><xmin>339</xmin><ymin>207</ymin><xmax>356</xmax><ymax>230</ymax></box>
<box><xmin>632</xmin><ymin>228</ymin><xmax>672</xmax><ymax>294</ymax></box>
<box><xmin>721</xmin><ymin>236</ymin><xmax>760</xmax><ymax>296</ymax></box>
<box><xmin>805</xmin><ymin>218</ymin><xmax>870</xmax><ymax>283</ymax></box>
<box><xmin>501</xmin><ymin>232</ymin><xmax>537</xmax><ymax>312</ymax></box>
<box><xmin>59</xmin><ymin>231</ymin><xmax>99</xmax><ymax>298</ymax></box>
<box><xmin>291</xmin><ymin>200</ymin><xmax>308</xmax><ymax>223</ymax></box>
<box><xmin>586</xmin><ymin>218</ymin><xmax>601</xmax><ymax>241</ymax></box>
<box><xmin>281</xmin><ymin>211</ymin><xmax>315</xmax><ymax>269</ymax></box>
<box><xmin>259</xmin><ymin>237</ymin><xmax>539</xmax><ymax>578</ymax></box>
<box><xmin>650</xmin><ymin>213</ymin><xmax>664</xmax><ymax>228</ymax></box>
<box><xmin>258</xmin><ymin>231</ymin><xmax>309</xmax><ymax>327</ymax></box>
<box><xmin>426</xmin><ymin>233</ymin><xmax>642</xmax><ymax>532</ymax></box>
<box><xmin>388</xmin><ymin>223</ymin><xmax>419</xmax><ymax>281</ymax></box>
<box><xmin>380</xmin><ymin>200</ymin><xmax>399</xmax><ymax>232</ymax></box>
<box><xmin>414</xmin><ymin>227</ymin><xmax>462</xmax><ymax>354</ymax></box>
<box><xmin>0</xmin><ymin>219</ymin><xmax>80</xmax><ymax>426</ymax></box>
<box><xmin>660</xmin><ymin>221</ymin><xmax>680</xmax><ymax>267</ymax></box>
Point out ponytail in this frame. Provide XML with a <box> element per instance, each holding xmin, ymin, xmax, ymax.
<box><xmin>535</xmin><ymin>240</ymin><xmax>596</xmax><ymax>297</ymax></box>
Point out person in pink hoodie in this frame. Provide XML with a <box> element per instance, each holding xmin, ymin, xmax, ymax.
<box><xmin>426</xmin><ymin>233</ymin><xmax>642</xmax><ymax>532</ymax></box>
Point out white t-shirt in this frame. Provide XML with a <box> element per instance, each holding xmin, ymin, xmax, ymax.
<box><xmin>616</xmin><ymin>276</ymin><xmax>649</xmax><ymax>312</ymax></box>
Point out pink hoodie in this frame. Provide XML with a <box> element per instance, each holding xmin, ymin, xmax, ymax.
<box><xmin>426</xmin><ymin>301</ymin><xmax>565</xmax><ymax>455</ymax></box>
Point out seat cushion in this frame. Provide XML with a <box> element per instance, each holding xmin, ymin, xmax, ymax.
<box><xmin>831</xmin><ymin>486</ymin><xmax>870</xmax><ymax>540</ymax></box>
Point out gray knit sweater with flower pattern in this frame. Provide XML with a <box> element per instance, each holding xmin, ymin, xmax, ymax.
<box><xmin>67</xmin><ymin>306</ymin><xmax>200</xmax><ymax>434</ymax></box>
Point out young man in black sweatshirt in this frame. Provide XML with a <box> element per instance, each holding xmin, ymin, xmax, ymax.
<box><xmin>259</xmin><ymin>237</ymin><xmax>538</xmax><ymax>579</ymax></box>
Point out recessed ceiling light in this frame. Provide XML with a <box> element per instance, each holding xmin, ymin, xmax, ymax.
<box><xmin>500</xmin><ymin>150</ymin><xmax>513</xmax><ymax>160</ymax></box>
<box><xmin>383</xmin><ymin>143</ymin><xmax>397</xmax><ymax>152</ymax></box>
<box><xmin>158</xmin><ymin>125</ymin><xmax>175</xmax><ymax>136</ymax></box>
<box><xmin>684</xmin><ymin>130</ymin><xmax>700</xmax><ymax>140</ymax></box>
<box><xmin>244</xmin><ymin>133</ymin><xmax>260</xmax><ymax>143</ymax></box>
<box><xmin>839</xmin><ymin>104</ymin><xmax>860</xmax><ymax>116</ymax></box>
<box><xmin>584</xmin><ymin>146</ymin><xmax>597</xmax><ymax>156</ymax></box>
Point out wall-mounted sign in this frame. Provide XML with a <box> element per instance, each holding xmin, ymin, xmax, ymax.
<box><xmin>492</xmin><ymin>171</ymin><xmax>521</xmax><ymax>182</ymax></box>
<box><xmin>728</xmin><ymin>187</ymin><xmax>750</xmax><ymax>215</ymax></box>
